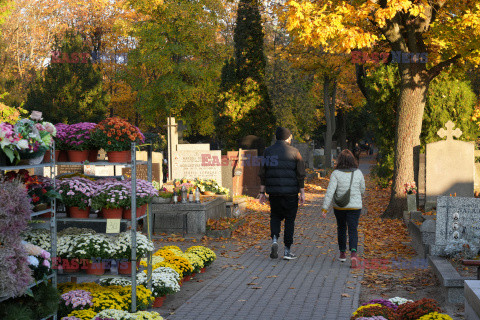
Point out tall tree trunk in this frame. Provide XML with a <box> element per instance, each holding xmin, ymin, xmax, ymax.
<box><xmin>337</xmin><ymin>108</ymin><xmax>347</xmax><ymax>150</ymax></box>
<box><xmin>382</xmin><ymin>66</ymin><xmax>428</xmax><ymax>219</ymax></box>
<box><xmin>324</xmin><ymin>75</ymin><xmax>337</xmax><ymax>169</ymax></box>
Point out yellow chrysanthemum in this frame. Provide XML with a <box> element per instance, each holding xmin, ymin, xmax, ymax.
<box><xmin>352</xmin><ymin>304</ymin><xmax>382</xmax><ymax>317</ymax></box>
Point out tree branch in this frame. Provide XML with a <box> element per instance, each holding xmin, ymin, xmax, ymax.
<box><xmin>428</xmin><ymin>53</ymin><xmax>462</xmax><ymax>81</ymax></box>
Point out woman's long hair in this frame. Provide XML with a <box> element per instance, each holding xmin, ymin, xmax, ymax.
<box><xmin>334</xmin><ymin>149</ymin><xmax>358</xmax><ymax>170</ymax></box>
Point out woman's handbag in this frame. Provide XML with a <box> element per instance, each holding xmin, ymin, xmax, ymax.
<box><xmin>334</xmin><ymin>170</ymin><xmax>354</xmax><ymax>207</ymax></box>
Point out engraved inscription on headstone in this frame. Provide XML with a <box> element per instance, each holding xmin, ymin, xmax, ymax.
<box><xmin>431</xmin><ymin>196</ymin><xmax>480</xmax><ymax>255</ymax></box>
<box><xmin>171</xmin><ymin>150</ymin><xmax>222</xmax><ymax>182</ymax></box>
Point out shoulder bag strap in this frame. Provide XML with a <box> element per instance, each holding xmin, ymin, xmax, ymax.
<box><xmin>347</xmin><ymin>170</ymin><xmax>354</xmax><ymax>191</ymax></box>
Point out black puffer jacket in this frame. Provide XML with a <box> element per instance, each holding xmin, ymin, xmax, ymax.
<box><xmin>259</xmin><ymin>140</ymin><xmax>306</xmax><ymax>195</ymax></box>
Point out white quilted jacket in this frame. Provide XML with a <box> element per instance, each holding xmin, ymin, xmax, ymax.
<box><xmin>322</xmin><ymin>169</ymin><xmax>366</xmax><ymax>210</ymax></box>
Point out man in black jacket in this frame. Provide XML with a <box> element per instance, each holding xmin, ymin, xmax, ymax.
<box><xmin>258</xmin><ymin>127</ymin><xmax>306</xmax><ymax>260</ymax></box>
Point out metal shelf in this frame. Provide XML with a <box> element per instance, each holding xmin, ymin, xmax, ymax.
<box><xmin>28</xmin><ymin>274</ymin><xmax>55</xmax><ymax>289</ymax></box>
<box><xmin>57</xmin><ymin>270</ymin><xmax>143</xmax><ymax>278</ymax></box>
<box><xmin>0</xmin><ymin>162</ymin><xmax>54</xmax><ymax>171</ymax></box>
<box><xmin>31</xmin><ymin>208</ymin><xmax>54</xmax><ymax>218</ymax></box>
<box><xmin>56</xmin><ymin>214</ymin><xmax>148</xmax><ymax>223</ymax></box>
<box><xmin>39</xmin><ymin>313</ymin><xmax>56</xmax><ymax>320</ymax></box>
<box><xmin>56</xmin><ymin>160</ymin><xmax>148</xmax><ymax>166</ymax></box>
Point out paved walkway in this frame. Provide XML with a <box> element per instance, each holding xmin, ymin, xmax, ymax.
<box><xmin>168</xmin><ymin>195</ymin><xmax>366</xmax><ymax>319</ymax></box>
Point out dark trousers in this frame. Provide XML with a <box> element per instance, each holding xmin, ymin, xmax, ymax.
<box><xmin>269</xmin><ymin>195</ymin><xmax>298</xmax><ymax>248</ymax></box>
<box><xmin>333</xmin><ymin>209</ymin><xmax>361</xmax><ymax>252</ymax></box>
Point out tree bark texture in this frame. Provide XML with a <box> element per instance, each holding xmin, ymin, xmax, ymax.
<box><xmin>382</xmin><ymin>65</ymin><xmax>428</xmax><ymax>219</ymax></box>
<box><xmin>323</xmin><ymin>75</ymin><xmax>337</xmax><ymax>169</ymax></box>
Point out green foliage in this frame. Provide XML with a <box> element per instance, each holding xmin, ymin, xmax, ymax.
<box><xmin>266</xmin><ymin>59</ymin><xmax>317</xmax><ymax>142</ymax></box>
<box><xmin>0</xmin><ymin>304</ymin><xmax>33</xmax><ymax>320</ymax></box>
<box><xmin>364</xmin><ymin>65</ymin><xmax>399</xmax><ymax>185</ymax></box>
<box><xmin>365</xmin><ymin>65</ymin><xmax>479</xmax><ymax>186</ymax></box>
<box><xmin>0</xmin><ymin>283</ymin><xmax>60</xmax><ymax>320</ymax></box>
<box><xmin>24</xmin><ymin>30</ymin><xmax>109</xmax><ymax>124</ymax></box>
<box><xmin>234</xmin><ymin>0</ymin><xmax>266</xmax><ymax>83</ymax></box>
<box><xmin>126</xmin><ymin>0</ymin><xmax>224</xmax><ymax>135</ymax></box>
<box><xmin>216</xmin><ymin>0</ymin><xmax>275</xmax><ymax>148</ymax></box>
<box><xmin>421</xmin><ymin>73</ymin><xmax>478</xmax><ymax>147</ymax></box>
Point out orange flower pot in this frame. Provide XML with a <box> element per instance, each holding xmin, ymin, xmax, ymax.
<box><xmin>43</xmin><ymin>150</ymin><xmax>60</xmax><ymax>163</ymax></box>
<box><xmin>88</xmin><ymin>149</ymin><xmax>98</xmax><ymax>162</ymax></box>
<box><xmin>118</xmin><ymin>260</ymin><xmax>141</xmax><ymax>275</ymax></box>
<box><xmin>200</xmin><ymin>267</ymin><xmax>206</xmax><ymax>273</ymax></box>
<box><xmin>107</xmin><ymin>150</ymin><xmax>131</xmax><ymax>163</ymax></box>
<box><xmin>153</xmin><ymin>295</ymin><xmax>166</xmax><ymax>308</ymax></box>
<box><xmin>101</xmin><ymin>208</ymin><xmax>123</xmax><ymax>219</ymax></box>
<box><xmin>67</xmin><ymin>206</ymin><xmax>90</xmax><ymax>219</ymax></box>
<box><xmin>67</xmin><ymin>150</ymin><xmax>89</xmax><ymax>162</ymax></box>
<box><xmin>58</xmin><ymin>150</ymin><xmax>68</xmax><ymax>162</ymax></box>
<box><xmin>85</xmin><ymin>261</ymin><xmax>105</xmax><ymax>275</ymax></box>
<box><xmin>122</xmin><ymin>204</ymin><xmax>147</xmax><ymax>219</ymax></box>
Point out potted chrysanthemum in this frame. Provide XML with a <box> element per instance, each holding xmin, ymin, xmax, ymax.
<box><xmin>72</xmin><ymin>234</ymin><xmax>114</xmax><ymax>275</ymax></box>
<box><xmin>91</xmin><ymin>179</ymin><xmax>129</xmax><ymax>219</ymax></box>
<box><xmin>62</xmin><ymin>122</ymin><xmax>97</xmax><ymax>162</ymax></box>
<box><xmin>122</xmin><ymin>179</ymin><xmax>158</xmax><ymax>219</ymax></box>
<box><xmin>57</xmin><ymin>177</ymin><xmax>96</xmax><ymax>218</ymax></box>
<box><xmin>90</xmin><ymin>117</ymin><xmax>145</xmax><ymax>163</ymax></box>
<box><xmin>113</xmin><ymin>231</ymin><xmax>154</xmax><ymax>275</ymax></box>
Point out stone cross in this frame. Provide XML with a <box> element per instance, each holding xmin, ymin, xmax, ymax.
<box><xmin>437</xmin><ymin>120</ymin><xmax>462</xmax><ymax>141</ymax></box>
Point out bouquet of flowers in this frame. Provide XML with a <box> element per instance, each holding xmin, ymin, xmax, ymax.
<box><xmin>28</xmin><ymin>175</ymin><xmax>61</xmax><ymax>208</ymax></box>
<box><xmin>91</xmin><ymin>179</ymin><xmax>130</xmax><ymax>210</ymax></box>
<box><xmin>112</xmin><ymin>232</ymin><xmax>154</xmax><ymax>260</ymax></box>
<box><xmin>23</xmin><ymin>241</ymin><xmax>52</xmax><ymax>280</ymax></box>
<box><xmin>0</xmin><ymin>122</ymin><xmax>21</xmax><ymax>163</ymax></box>
<box><xmin>57</xmin><ymin>177</ymin><xmax>96</xmax><ymax>210</ymax></box>
<box><xmin>193</xmin><ymin>178</ymin><xmax>229</xmax><ymax>195</ymax></box>
<box><xmin>61</xmin><ymin>122</ymin><xmax>97</xmax><ymax>151</ymax></box>
<box><xmin>58</xmin><ymin>290</ymin><xmax>93</xmax><ymax>318</ymax></box>
<box><xmin>404</xmin><ymin>182</ymin><xmax>417</xmax><ymax>195</ymax></box>
<box><xmin>14</xmin><ymin>111</ymin><xmax>56</xmax><ymax>158</ymax></box>
<box><xmin>90</xmin><ymin>117</ymin><xmax>145</xmax><ymax>152</ymax></box>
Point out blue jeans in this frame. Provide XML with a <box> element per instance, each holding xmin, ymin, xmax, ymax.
<box><xmin>333</xmin><ymin>209</ymin><xmax>361</xmax><ymax>252</ymax></box>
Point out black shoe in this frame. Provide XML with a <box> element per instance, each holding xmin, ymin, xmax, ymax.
<box><xmin>283</xmin><ymin>248</ymin><xmax>297</xmax><ymax>260</ymax></box>
<box><xmin>270</xmin><ymin>242</ymin><xmax>278</xmax><ymax>259</ymax></box>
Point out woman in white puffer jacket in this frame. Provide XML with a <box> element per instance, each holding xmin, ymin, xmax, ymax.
<box><xmin>321</xmin><ymin>149</ymin><xmax>365</xmax><ymax>267</ymax></box>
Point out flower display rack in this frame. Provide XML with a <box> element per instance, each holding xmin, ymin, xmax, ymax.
<box><xmin>54</xmin><ymin>142</ymin><xmax>154</xmax><ymax>313</ymax></box>
<box><xmin>0</xmin><ymin>148</ymin><xmax>58</xmax><ymax>320</ymax></box>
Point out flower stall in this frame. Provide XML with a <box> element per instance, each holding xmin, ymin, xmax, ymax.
<box><xmin>1</xmin><ymin>112</ymin><xmax>221</xmax><ymax>319</ymax></box>
<box><xmin>1</xmin><ymin>114</ymin><xmax>162</xmax><ymax>319</ymax></box>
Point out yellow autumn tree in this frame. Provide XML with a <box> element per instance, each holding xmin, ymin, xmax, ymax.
<box><xmin>285</xmin><ymin>0</ymin><xmax>480</xmax><ymax>218</ymax></box>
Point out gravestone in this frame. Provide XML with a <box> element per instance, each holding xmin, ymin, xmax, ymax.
<box><xmin>166</xmin><ymin>117</ymin><xmax>222</xmax><ymax>182</ymax></box>
<box><xmin>430</xmin><ymin>196</ymin><xmax>480</xmax><ymax>256</ymax></box>
<box><xmin>426</xmin><ymin>121</ymin><xmax>475</xmax><ymax>210</ymax></box>
<box><xmin>227</xmin><ymin>149</ymin><xmax>260</xmax><ymax>197</ymax></box>
<box><xmin>171</xmin><ymin>150</ymin><xmax>222</xmax><ymax>182</ymax></box>
<box><xmin>291</xmin><ymin>140</ymin><xmax>313</xmax><ymax>168</ymax></box>
<box><xmin>240</xmin><ymin>135</ymin><xmax>265</xmax><ymax>156</ymax></box>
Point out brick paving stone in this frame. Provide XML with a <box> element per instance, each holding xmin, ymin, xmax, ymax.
<box><xmin>168</xmin><ymin>192</ymin><xmax>366</xmax><ymax>320</ymax></box>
